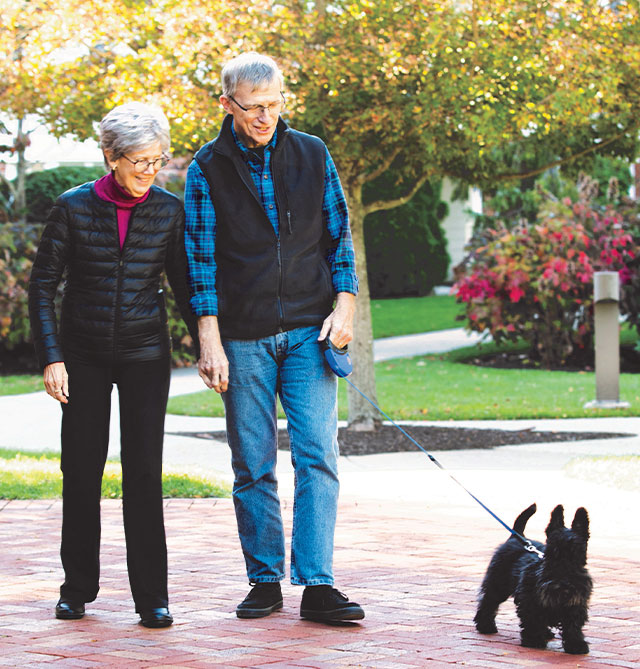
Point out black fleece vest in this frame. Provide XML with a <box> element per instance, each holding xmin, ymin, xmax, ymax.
<box><xmin>195</xmin><ymin>116</ymin><xmax>336</xmax><ymax>339</ymax></box>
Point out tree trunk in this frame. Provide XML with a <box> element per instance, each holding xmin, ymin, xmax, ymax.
<box><xmin>344</xmin><ymin>183</ymin><xmax>381</xmax><ymax>431</ymax></box>
<box><xmin>15</xmin><ymin>117</ymin><xmax>28</xmax><ymax>223</ymax></box>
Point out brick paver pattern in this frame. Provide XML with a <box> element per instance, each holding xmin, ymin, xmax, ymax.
<box><xmin>0</xmin><ymin>498</ymin><xmax>638</xmax><ymax>668</ymax></box>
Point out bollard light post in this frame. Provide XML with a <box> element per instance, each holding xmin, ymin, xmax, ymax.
<box><xmin>584</xmin><ymin>271</ymin><xmax>630</xmax><ymax>409</ymax></box>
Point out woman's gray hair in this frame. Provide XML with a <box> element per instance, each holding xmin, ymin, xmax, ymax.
<box><xmin>221</xmin><ymin>52</ymin><xmax>284</xmax><ymax>97</ymax></box>
<box><xmin>99</xmin><ymin>102</ymin><xmax>170</xmax><ymax>167</ymax></box>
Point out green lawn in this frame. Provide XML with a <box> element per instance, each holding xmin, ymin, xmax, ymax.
<box><xmin>369</xmin><ymin>344</ymin><xmax>640</xmax><ymax>420</ymax></box>
<box><xmin>371</xmin><ymin>294</ymin><xmax>461</xmax><ymax>338</ymax></box>
<box><xmin>167</xmin><ymin>338</ymin><xmax>640</xmax><ymax>421</ymax></box>
<box><xmin>1</xmin><ymin>374</ymin><xmax>43</xmax><ymax>396</ymax></box>
<box><xmin>0</xmin><ymin>448</ymin><xmax>231</xmax><ymax>500</ymax></box>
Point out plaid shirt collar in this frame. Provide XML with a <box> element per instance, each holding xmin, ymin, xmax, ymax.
<box><xmin>230</xmin><ymin>120</ymin><xmax>278</xmax><ymax>161</ymax></box>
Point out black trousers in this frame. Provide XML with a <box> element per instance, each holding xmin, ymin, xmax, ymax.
<box><xmin>59</xmin><ymin>356</ymin><xmax>171</xmax><ymax>612</ymax></box>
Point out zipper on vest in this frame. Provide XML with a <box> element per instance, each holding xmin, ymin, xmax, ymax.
<box><xmin>276</xmin><ymin>238</ymin><xmax>285</xmax><ymax>331</ymax></box>
<box><xmin>272</xmin><ymin>156</ymin><xmax>287</xmax><ymax>330</ymax></box>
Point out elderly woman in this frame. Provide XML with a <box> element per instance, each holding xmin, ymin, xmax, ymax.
<box><xmin>28</xmin><ymin>102</ymin><xmax>196</xmax><ymax>628</ymax></box>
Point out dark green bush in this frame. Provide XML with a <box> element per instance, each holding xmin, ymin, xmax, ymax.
<box><xmin>0</xmin><ymin>223</ymin><xmax>44</xmax><ymax>355</ymax></box>
<box><xmin>364</xmin><ymin>179</ymin><xmax>449</xmax><ymax>298</ymax></box>
<box><xmin>25</xmin><ymin>165</ymin><xmax>106</xmax><ymax>222</ymax></box>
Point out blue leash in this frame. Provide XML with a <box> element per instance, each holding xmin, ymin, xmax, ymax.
<box><xmin>323</xmin><ymin>340</ymin><xmax>543</xmax><ymax>559</ymax></box>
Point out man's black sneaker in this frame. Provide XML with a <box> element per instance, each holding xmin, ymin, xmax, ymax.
<box><xmin>236</xmin><ymin>582</ymin><xmax>283</xmax><ymax>619</ymax></box>
<box><xmin>300</xmin><ymin>585</ymin><xmax>364</xmax><ymax>622</ymax></box>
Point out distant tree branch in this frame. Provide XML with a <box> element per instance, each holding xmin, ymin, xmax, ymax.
<box><xmin>361</xmin><ymin>147</ymin><xmax>402</xmax><ymax>185</ymax></box>
<box><xmin>494</xmin><ymin>123</ymin><xmax>640</xmax><ymax>182</ymax></box>
<box><xmin>363</xmin><ymin>171</ymin><xmax>432</xmax><ymax>216</ymax></box>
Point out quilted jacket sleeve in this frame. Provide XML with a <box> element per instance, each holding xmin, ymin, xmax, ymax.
<box><xmin>165</xmin><ymin>206</ymin><xmax>200</xmax><ymax>357</ymax></box>
<box><xmin>28</xmin><ymin>198</ymin><xmax>70</xmax><ymax>369</ymax></box>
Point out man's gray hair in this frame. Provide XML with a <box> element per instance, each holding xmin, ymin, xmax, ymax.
<box><xmin>221</xmin><ymin>52</ymin><xmax>284</xmax><ymax>97</ymax></box>
<box><xmin>99</xmin><ymin>102</ymin><xmax>170</xmax><ymax>167</ymax></box>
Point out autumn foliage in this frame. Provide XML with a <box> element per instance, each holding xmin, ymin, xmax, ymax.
<box><xmin>2</xmin><ymin>0</ymin><xmax>640</xmax><ymax>423</ymax></box>
<box><xmin>454</xmin><ymin>178</ymin><xmax>638</xmax><ymax>368</ymax></box>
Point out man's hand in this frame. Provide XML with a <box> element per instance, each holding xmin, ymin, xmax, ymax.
<box><xmin>197</xmin><ymin>316</ymin><xmax>229</xmax><ymax>393</ymax></box>
<box><xmin>44</xmin><ymin>361</ymin><xmax>69</xmax><ymax>404</ymax></box>
<box><xmin>318</xmin><ymin>292</ymin><xmax>356</xmax><ymax>349</ymax></box>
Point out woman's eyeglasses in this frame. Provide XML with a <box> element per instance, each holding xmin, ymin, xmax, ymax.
<box><xmin>122</xmin><ymin>155</ymin><xmax>169</xmax><ymax>173</ymax></box>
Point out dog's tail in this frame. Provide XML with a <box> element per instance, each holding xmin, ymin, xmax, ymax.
<box><xmin>512</xmin><ymin>503</ymin><xmax>537</xmax><ymax>536</ymax></box>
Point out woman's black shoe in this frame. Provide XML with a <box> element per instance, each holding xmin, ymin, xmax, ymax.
<box><xmin>55</xmin><ymin>598</ymin><xmax>85</xmax><ymax>620</ymax></box>
<box><xmin>139</xmin><ymin>607</ymin><xmax>173</xmax><ymax>628</ymax></box>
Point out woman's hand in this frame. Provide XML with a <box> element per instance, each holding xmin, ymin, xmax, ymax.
<box><xmin>43</xmin><ymin>362</ymin><xmax>69</xmax><ymax>404</ymax></box>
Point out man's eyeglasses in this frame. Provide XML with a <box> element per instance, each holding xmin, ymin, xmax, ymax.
<box><xmin>122</xmin><ymin>155</ymin><xmax>169</xmax><ymax>173</ymax></box>
<box><xmin>228</xmin><ymin>92</ymin><xmax>286</xmax><ymax>117</ymax></box>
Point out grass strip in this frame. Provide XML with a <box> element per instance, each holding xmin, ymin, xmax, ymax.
<box><xmin>0</xmin><ymin>375</ymin><xmax>43</xmax><ymax>396</ymax></box>
<box><xmin>0</xmin><ymin>451</ymin><xmax>231</xmax><ymax>500</ymax></box>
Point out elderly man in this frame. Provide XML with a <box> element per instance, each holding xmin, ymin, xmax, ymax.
<box><xmin>184</xmin><ymin>52</ymin><xmax>363</xmax><ymax>623</ymax></box>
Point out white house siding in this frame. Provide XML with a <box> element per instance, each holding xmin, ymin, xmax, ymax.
<box><xmin>440</xmin><ymin>177</ymin><xmax>482</xmax><ymax>278</ymax></box>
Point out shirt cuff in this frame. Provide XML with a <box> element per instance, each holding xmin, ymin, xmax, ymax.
<box><xmin>333</xmin><ymin>273</ymin><xmax>359</xmax><ymax>296</ymax></box>
<box><xmin>190</xmin><ymin>293</ymin><xmax>218</xmax><ymax>317</ymax></box>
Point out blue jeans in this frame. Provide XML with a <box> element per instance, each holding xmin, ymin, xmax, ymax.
<box><xmin>222</xmin><ymin>326</ymin><xmax>339</xmax><ymax>586</ymax></box>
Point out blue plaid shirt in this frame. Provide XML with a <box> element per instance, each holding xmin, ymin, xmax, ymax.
<box><xmin>184</xmin><ymin>121</ymin><xmax>358</xmax><ymax>317</ymax></box>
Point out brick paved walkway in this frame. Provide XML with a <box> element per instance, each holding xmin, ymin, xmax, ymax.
<box><xmin>0</xmin><ymin>498</ymin><xmax>638</xmax><ymax>668</ymax></box>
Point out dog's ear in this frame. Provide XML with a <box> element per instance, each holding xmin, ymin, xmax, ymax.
<box><xmin>546</xmin><ymin>505</ymin><xmax>565</xmax><ymax>535</ymax></box>
<box><xmin>571</xmin><ymin>507</ymin><xmax>590</xmax><ymax>541</ymax></box>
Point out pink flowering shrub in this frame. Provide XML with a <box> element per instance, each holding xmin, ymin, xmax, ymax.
<box><xmin>453</xmin><ymin>193</ymin><xmax>637</xmax><ymax>368</ymax></box>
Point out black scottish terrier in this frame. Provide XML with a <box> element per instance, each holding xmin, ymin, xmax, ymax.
<box><xmin>474</xmin><ymin>503</ymin><xmax>592</xmax><ymax>654</ymax></box>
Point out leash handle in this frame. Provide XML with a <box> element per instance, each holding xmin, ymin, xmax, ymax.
<box><xmin>343</xmin><ymin>376</ymin><xmax>544</xmax><ymax>559</ymax></box>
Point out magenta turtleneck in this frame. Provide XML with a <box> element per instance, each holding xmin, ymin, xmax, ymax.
<box><xmin>94</xmin><ymin>172</ymin><xmax>151</xmax><ymax>250</ymax></box>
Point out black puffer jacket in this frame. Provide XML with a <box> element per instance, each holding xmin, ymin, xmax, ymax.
<box><xmin>28</xmin><ymin>181</ymin><xmax>197</xmax><ymax>369</ymax></box>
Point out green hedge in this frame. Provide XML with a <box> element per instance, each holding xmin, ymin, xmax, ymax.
<box><xmin>364</xmin><ymin>179</ymin><xmax>450</xmax><ymax>298</ymax></box>
<box><xmin>25</xmin><ymin>166</ymin><xmax>106</xmax><ymax>222</ymax></box>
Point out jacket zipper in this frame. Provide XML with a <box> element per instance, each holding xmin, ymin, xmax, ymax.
<box><xmin>113</xmin><ymin>206</ymin><xmax>133</xmax><ymax>359</ymax></box>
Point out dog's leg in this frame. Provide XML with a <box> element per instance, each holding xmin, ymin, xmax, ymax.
<box><xmin>474</xmin><ymin>546</ymin><xmax>522</xmax><ymax>634</ymax></box>
<box><xmin>560</xmin><ymin>614</ymin><xmax>589</xmax><ymax>654</ymax></box>
<box><xmin>475</xmin><ymin>580</ymin><xmax>510</xmax><ymax>634</ymax></box>
<box><xmin>517</xmin><ymin>602</ymin><xmax>551</xmax><ymax>649</ymax></box>
<box><xmin>474</xmin><ymin>593</ymin><xmax>500</xmax><ymax>634</ymax></box>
